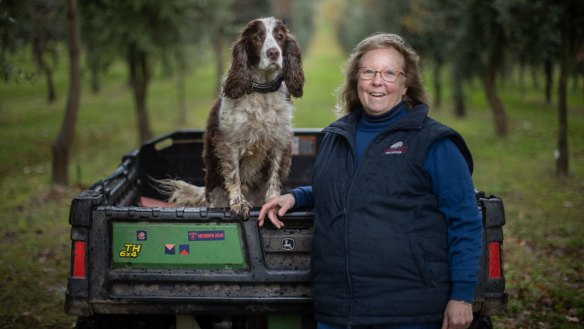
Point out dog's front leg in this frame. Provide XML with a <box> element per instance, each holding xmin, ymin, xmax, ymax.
<box><xmin>265</xmin><ymin>143</ymin><xmax>292</xmax><ymax>202</ymax></box>
<box><xmin>219</xmin><ymin>148</ymin><xmax>252</xmax><ymax>220</ymax></box>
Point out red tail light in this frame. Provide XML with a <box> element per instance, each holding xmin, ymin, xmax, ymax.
<box><xmin>488</xmin><ymin>242</ymin><xmax>501</xmax><ymax>279</ymax></box>
<box><xmin>72</xmin><ymin>241</ymin><xmax>86</xmax><ymax>278</ymax></box>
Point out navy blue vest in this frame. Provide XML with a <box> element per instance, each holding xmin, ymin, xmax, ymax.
<box><xmin>311</xmin><ymin>104</ymin><xmax>473</xmax><ymax>326</ymax></box>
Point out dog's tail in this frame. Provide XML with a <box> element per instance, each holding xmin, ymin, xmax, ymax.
<box><xmin>153</xmin><ymin>178</ymin><xmax>207</xmax><ymax>207</ymax></box>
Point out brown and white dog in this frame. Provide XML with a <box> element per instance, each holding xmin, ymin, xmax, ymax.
<box><xmin>159</xmin><ymin>17</ymin><xmax>304</xmax><ymax>220</ymax></box>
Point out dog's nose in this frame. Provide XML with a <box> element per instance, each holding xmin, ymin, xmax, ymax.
<box><xmin>267</xmin><ymin>47</ymin><xmax>280</xmax><ymax>60</ymax></box>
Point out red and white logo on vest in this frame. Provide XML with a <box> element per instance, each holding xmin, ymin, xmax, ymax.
<box><xmin>384</xmin><ymin>141</ymin><xmax>408</xmax><ymax>155</ymax></box>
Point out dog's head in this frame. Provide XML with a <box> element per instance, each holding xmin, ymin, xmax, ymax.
<box><xmin>223</xmin><ymin>17</ymin><xmax>304</xmax><ymax>99</ymax></box>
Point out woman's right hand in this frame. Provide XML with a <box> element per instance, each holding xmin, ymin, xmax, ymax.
<box><xmin>258</xmin><ymin>193</ymin><xmax>296</xmax><ymax>229</ymax></box>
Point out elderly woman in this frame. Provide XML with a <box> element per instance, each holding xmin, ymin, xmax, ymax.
<box><xmin>259</xmin><ymin>33</ymin><xmax>482</xmax><ymax>329</ymax></box>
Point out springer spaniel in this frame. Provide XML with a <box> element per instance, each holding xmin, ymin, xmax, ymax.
<box><xmin>159</xmin><ymin>17</ymin><xmax>304</xmax><ymax>220</ymax></box>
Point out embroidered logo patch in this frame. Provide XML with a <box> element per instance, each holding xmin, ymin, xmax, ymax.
<box><xmin>383</xmin><ymin>141</ymin><xmax>408</xmax><ymax>155</ymax></box>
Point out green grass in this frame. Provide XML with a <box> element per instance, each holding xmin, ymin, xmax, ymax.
<box><xmin>427</xmin><ymin>75</ymin><xmax>584</xmax><ymax>328</ymax></box>
<box><xmin>1</xmin><ymin>7</ymin><xmax>584</xmax><ymax>329</ymax></box>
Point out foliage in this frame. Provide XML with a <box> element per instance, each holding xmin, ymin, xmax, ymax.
<box><xmin>0</xmin><ymin>0</ymin><xmax>36</xmax><ymax>82</ymax></box>
<box><xmin>1</xmin><ymin>40</ymin><xmax>583</xmax><ymax>328</ymax></box>
<box><xmin>336</xmin><ymin>0</ymin><xmax>409</xmax><ymax>55</ymax></box>
<box><xmin>494</xmin><ymin>0</ymin><xmax>560</xmax><ymax>65</ymax></box>
<box><xmin>80</xmin><ymin>0</ymin><xmax>204</xmax><ymax>70</ymax></box>
<box><xmin>494</xmin><ymin>0</ymin><xmax>584</xmax><ymax>175</ymax></box>
<box><xmin>287</xmin><ymin>0</ymin><xmax>316</xmax><ymax>55</ymax></box>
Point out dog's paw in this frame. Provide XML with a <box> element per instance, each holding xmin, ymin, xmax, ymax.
<box><xmin>229</xmin><ymin>199</ymin><xmax>252</xmax><ymax>221</ymax></box>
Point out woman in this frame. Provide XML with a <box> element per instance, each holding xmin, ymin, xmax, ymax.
<box><xmin>259</xmin><ymin>33</ymin><xmax>482</xmax><ymax>329</ymax></box>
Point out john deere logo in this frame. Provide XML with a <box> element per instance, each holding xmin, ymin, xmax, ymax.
<box><xmin>282</xmin><ymin>238</ymin><xmax>295</xmax><ymax>251</ymax></box>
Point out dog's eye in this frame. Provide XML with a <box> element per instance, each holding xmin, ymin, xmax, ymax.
<box><xmin>276</xmin><ymin>33</ymin><xmax>285</xmax><ymax>40</ymax></box>
<box><xmin>253</xmin><ymin>35</ymin><xmax>262</xmax><ymax>42</ymax></box>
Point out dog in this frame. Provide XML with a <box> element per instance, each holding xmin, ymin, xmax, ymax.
<box><xmin>158</xmin><ymin>17</ymin><xmax>304</xmax><ymax>220</ymax></box>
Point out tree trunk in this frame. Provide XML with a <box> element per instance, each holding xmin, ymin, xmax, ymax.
<box><xmin>432</xmin><ymin>60</ymin><xmax>442</xmax><ymax>110</ymax></box>
<box><xmin>51</xmin><ymin>0</ymin><xmax>81</xmax><ymax>186</ymax></box>
<box><xmin>33</xmin><ymin>40</ymin><xmax>57</xmax><ymax>103</ymax></box>
<box><xmin>544</xmin><ymin>59</ymin><xmax>553</xmax><ymax>104</ymax></box>
<box><xmin>483</xmin><ymin>70</ymin><xmax>508</xmax><ymax>136</ymax></box>
<box><xmin>32</xmin><ymin>1</ymin><xmax>57</xmax><ymax>103</ymax></box>
<box><xmin>45</xmin><ymin>66</ymin><xmax>57</xmax><ymax>102</ymax></box>
<box><xmin>128</xmin><ymin>45</ymin><xmax>152</xmax><ymax>144</ymax></box>
<box><xmin>555</xmin><ymin>38</ymin><xmax>571</xmax><ymax>177</ymax></box>
<box><xmin>452</xmin><ymin>67</ymin><xmax>465</xmax><ymax>118</ymax></box>
<box><xmin>483</xmin><ymin>45</ymin><xmax>508</xmax><ymax>136</ymax></box>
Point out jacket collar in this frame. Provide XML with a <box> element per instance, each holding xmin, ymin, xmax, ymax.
<box><xmin>325</xmin><ymin>102</ymin><xmax>429</xmax><ymax>137</ymax></box>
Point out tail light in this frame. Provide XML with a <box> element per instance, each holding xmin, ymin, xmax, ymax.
<box><xmin>72</xmin><ymin>241</ymin><xmax>86</xmax><ymax>278</ymax></box>
<box><xmin>488</xmin><ymin>241</ymin><xmax>502</xmax><ymax>279</ymax></box>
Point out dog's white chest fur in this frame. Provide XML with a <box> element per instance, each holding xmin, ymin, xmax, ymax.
<box><xmin>219</xmin><ymin>91</ymin><xmax>293</xmax><ymax>155</ymax></box>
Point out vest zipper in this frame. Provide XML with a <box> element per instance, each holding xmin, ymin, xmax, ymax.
<box><xmin>344</xmin><ymin>154</ymin><xmax>355</xmax><ymax>329</ymax></box>
<box><xmin>332</xmin><ymin>127</ymin><xmax>389</xmax><ymax>328</ymax></box>
<box><xmin>328</xmin><ymin>129</ymin><xmax>356</xmax><ymax>328</ymax></box>
<box><xmin>342</xmin><ymin>132</ymin><xmax>389</xmax><ymax>328</ymax></box>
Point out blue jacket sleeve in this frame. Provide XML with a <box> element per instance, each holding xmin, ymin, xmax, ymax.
<box><xmin>289</xmin><ymin>186</ymin><xmax>314</xmax><ymax>210</ymax></box>
<box><xmin>425</xmin><ymin>138</ymin><xmax>483</xmax><ymax>303</ymax></box>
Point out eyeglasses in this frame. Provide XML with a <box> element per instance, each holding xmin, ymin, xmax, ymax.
<box><xmin>358</xmin><ymin>67</ymin><xmax>406</xmax><ymax>82</ymax></box>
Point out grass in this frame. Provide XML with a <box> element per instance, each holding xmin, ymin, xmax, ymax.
<box><xmin>429</xmin><ymin>75</ymin><xmax>584</xmax><ymax>328</ymax></box>
<box><xmin>1</xmin><ymin>5</ymin><xmax>583</xmax><ymax>329</ymax></box>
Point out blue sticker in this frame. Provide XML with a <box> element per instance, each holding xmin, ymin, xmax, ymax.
<box><xmin>188</xmin><ymin>231</ymin><xmax>225</xmax><ymax>241</ymax></box>
<box><xmin>179</xmin><ymin>244</ymin><xmax>190</xmax><ymax>255</ymax></box>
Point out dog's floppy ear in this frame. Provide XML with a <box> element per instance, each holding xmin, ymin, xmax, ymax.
<box><xmin>283</xmin><ymin>34</ymin><xmax>304</xmax><ymax>98</ymax></box>
<box><xmin>223</xmin><ymin>37</ymin><xmax>253</xmax><ymax>99</ymax></box>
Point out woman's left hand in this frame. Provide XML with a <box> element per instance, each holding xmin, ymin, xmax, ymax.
<box><xmin>441</xmin><ymin>300</ymin><xmax>473</xmax><ymax>329</ymax></box>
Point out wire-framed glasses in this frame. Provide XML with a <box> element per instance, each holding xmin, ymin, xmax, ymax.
<box><xmin>358</xmin><ymin>67</ymin><xmax>406</xmax><ymax>82</ymax></box>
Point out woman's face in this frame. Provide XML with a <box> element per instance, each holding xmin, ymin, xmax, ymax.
<box><xmin>357</xmin><ymin>47</ymin><xmax>408</xmax><ymax>116</ymax></box>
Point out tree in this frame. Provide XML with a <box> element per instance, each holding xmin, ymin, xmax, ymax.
<box><xmin>80</xmin><ymin>0</ymin><xmax>207</xmax><ymax>144</ymax></box>
<box><xmin>450</xmin><ymin>0</ymin><xmax>509</xmax><ymax>135</ymax></box>
<box><xmin>80</xmin><ymin>0</ymin><xmax>115</xmax><ymax>94</ymax></box>
<box><xmin>553</xmin><ymin>0</ymin><xmax>584</xmax><ymax>176</ymax></box>
<box><xmin>404</xmin><ymin>0</ymin><xmax>457</xmax><ymax>111</ymax></box>
<box><xmin>51</xmin><ymin>0</ymin><xmax>81</xmax><ymax>186</ymax></box>
<box><xmin>30</xmin><ymin>0</ymin><xmax>64</xmax><ymax>103</ymax></box>
<box><xmin>0</xmin><ymin>0</ymin><xmax>34</xmax><ymax>82</ymax></box>
<box><xmin>273</xmin><ymin>0</ymin><xmax>315</xmax><ymax>55</ymax></box>
<box><xmin>495</xmin><ymin>0</ymin><xmax>558</xmax><ymax>103</ymax></box>
<box><xmin>200</xmin><ymin>0</ymin><xmax>237</xmax><ymax>93</ymax></box>
<box><xmin>496</xmin><ymin>0</ymin><xmax>584</xmax><ymax>176</ymax></box>
<box><xmin>336</xmin><ymin>0</ymin><xmax>479</xmax><ymax>119</ymax></box>
<box><xmin>336</xmin><ymin>0</ymin><xmax>410</xmax><ymax>55</ymax></box>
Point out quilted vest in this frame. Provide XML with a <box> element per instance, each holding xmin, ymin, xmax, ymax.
<box><xmin>311</xmin><ymin>104</ymin><xmax>473</xmax><ymax>326</ymax></box>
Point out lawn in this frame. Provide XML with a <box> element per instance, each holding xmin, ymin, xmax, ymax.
<box><xmin>0</xmin><ymin>7</ymin><xmax>583</xmax><ymax>329</ymax></box>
